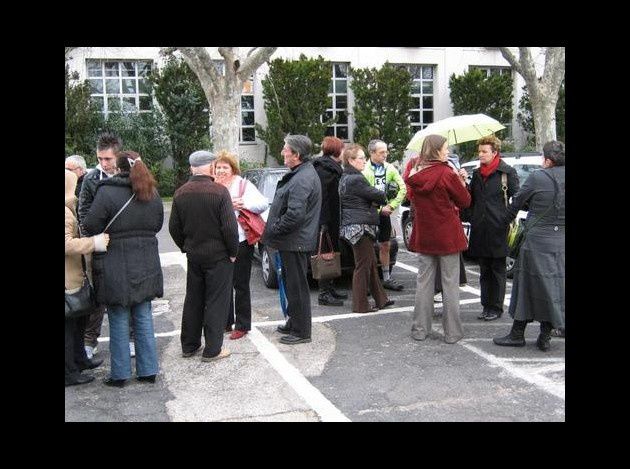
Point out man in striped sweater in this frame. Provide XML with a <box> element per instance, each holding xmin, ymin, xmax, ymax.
<box><xmin>169</xmin><ymin>150</ymin><xmax>240</xmax><ymax>362</ymax></box>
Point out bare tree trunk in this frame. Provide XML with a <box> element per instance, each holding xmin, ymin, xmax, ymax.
<box><xmin>164</xmin><ymin>47</ymin><xmax>277</xmax><ymax>160</ymax></box>
<box><xmin>499</xmin><ymin>47</ymin><xmax>565</xmax><ymax>151</ymax></box>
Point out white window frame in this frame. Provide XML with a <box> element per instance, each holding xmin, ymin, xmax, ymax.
<box><xmin>323</xmin><ymin>62</ymin><xmax>350</xmax><ymax>141</ymax></box>
<box><xmin>86</xmin><ymin>59</ymin><xmax>153</xmax><ymax>116</ymax></box>
<box><xmin>397</xmin><ymin>64</ymin><xmax>435</xmax><ymax>132</ymax></box>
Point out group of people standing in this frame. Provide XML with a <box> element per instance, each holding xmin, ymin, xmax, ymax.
<box><xmin>65</xmin><ymin>128</ymin><xmax>565</xmax><ymax>388</ymax></box>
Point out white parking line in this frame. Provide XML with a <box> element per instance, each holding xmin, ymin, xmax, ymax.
<box><xmin>247</xmin><ymin>327</ymin><xmax>350</xmax><ymax>422</ymax></box>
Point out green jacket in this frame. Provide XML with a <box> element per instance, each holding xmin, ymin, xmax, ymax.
<box><xmin>362</xmin><ymin>160</ymin><xmax>407</xmax><ymax>210</ymax></box>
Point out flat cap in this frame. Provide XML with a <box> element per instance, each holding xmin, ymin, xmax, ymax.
<box><xmin>189</xmin><ymin>150</ymin><xmax>216</xmax><ymax>167</ymax></box>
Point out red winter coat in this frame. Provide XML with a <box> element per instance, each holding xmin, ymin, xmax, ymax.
<box><xmin>404</xmin><ymin>161</ymin><xmax>471</xmax><ymax>255</ymax></box>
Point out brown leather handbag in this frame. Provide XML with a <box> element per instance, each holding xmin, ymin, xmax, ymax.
<box><xmin>310</xmin><ymin>229</ymin><xmax>341</xmax><ymax>280</ymax></box>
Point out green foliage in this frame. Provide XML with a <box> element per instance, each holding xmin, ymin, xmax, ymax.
<box><xmin>149</xmin><ymin>55</ymin><xmax>211</xmax><ymax>189</ymax></box>
<box><xmin>350</xmin><ymin>63</ymin><xmax>413</xmax><ymax>162</ymax></box>
<box><xmin>256</xmin><ymin>54</ymin><xmax>332</xmax><ymax>164</ymax></box>
<box><xmin>238</xmin><ymin>159</ymin><xmax>264</xmax><ymax>172</ymax></box>
<box><xmin>517</xmin><ymin>80</ymin><xmax>565</xmax><ymax>145</ymax></box>
<box><xmin>98</xmin><ymin>101</ymin><xmax>170</xmax><ymax>175</ymax></box>
<box><xmin>153</xmin><ymin>166</ymin><xmax>177</xmax><ymax>197</ymax></box>
<box><xmin>449</xmin><ymin>69</ymin><xmax>514</xmax><ymax>159</ymax></box>
<box><xmin>65</xmin><ymin>64</ymin><xmax>103</xmax><ymax>161</ymax></box>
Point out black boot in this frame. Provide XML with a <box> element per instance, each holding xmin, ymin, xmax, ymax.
<box><xmin>536</xmin><ymin>321</ymin><xmax>552</xmax><ymax>351</ymax></box>
<box><xmin>318</xmin><ymin>291</ymin><xmax>343</xmax><ymax>306</ymax></box>
<box><xmin>493</xmin><ymin>320</ymin><xmax>527</xmax><ymax>347</ymax></box>
<box><xmin>329</xmin><ymin>287</ymin><xmax>348</xmax><ymax>299</ymax></box>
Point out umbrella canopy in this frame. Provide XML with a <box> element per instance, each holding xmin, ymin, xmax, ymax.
<box><xmin>406</xmin><ymin>113</ymin><xmax>505</xmax><ymax>152</ymax></box>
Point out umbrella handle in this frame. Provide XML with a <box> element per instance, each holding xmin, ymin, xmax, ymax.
<box><xmin>274</xmin><ymin>251</ymin><xmax>288</xmax><ymax>317</ymax></box>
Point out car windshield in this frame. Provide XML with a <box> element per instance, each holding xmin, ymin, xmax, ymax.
<box><xmin>513</xmin><ymin>164</ymin><xmax>541</xmax><ymax>184</ymax></box>
<box><xmin>259</xmin><ymin>171</ymin><xmax>286</xmax><ymax>202</ymax></box>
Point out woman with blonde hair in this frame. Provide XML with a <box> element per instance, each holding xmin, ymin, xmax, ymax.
<box><xmin>404</xmin><ymin>135</ymin><xmax>470</xmax><ymax>343</ymax></box>
<box><xmin>84</xmin><ymin>151</ymin><xmax>163</xmax><ymax>387</ymax></box>
<box><xmin>65</xmin><ymin>169</ymin><xmax>109</xmax><ymax>386</ymax></box>
<box><xmin>214</xmin><ymin>150</ymin><xmax>268</xmax><ymax>340</ymax></box>
<box><xmin>339</xmin><ymin>144</ymin><xmax>394</xmax><ymax>314</ymax></box>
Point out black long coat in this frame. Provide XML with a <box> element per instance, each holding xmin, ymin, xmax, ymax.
<box><xmin>83</xmin><ymin>174</ymin><xmax>164</xmax><ymax>308</ymax></box>
<box><xmin>312</xmin><ymin>155</ymin><xmax>343</xmax><ymax>250</ymax></box>
<box><xmin>467</xmin><ymin>159</ymin><xmax>519</xmax><ymax>258</ymax></box>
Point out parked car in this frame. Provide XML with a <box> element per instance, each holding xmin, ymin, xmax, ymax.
<box><xmin>400</xmin><ymin>152</ymin><xmax>543</xmax><ymax>278</ymax></box>
<box><xmin>242</xmin><ymin>167</ymin><xmax>398</xmax><ymax>288</ymax></box>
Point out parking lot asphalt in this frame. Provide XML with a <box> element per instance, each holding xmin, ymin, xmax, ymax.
<box><xmin>65</xmin><ymin>204</ymin><xmax>565</xmax><ymax>422</ymax></box>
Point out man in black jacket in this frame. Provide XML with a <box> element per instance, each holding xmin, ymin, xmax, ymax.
<box><xmin>262</xmin><ymin>135</ymin><xmax>322</xmax><ymax>345</ymax></box>
<box><xmin>78</xmin><ymin>132</ymin><xmax>122</xmax><ymax>360</ymax></box>
<box><xmin>312</xmin><ymin>136</ymin><xmax>347</xmax><ymax>306</ymax></box>
<box><xmin>169</xmin><ymin>150</ymin><xmax>239</xmax><ymax>361</ymax></box>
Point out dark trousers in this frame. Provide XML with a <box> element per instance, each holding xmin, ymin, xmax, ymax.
<box><xmin>351</xmin><ymin>236</ymin><xmax>388</xmax><ymax>313</ymax></box>
<box><xmin>435</xmin><ymin>252</ymin><xmax>467</xmax><ymax>292</ymax></box>
<box><xmin>279</xmin><ymin>250</ymin><xmax>312</xmax><ymax>339</ymax></box>
<box><xmin>65</xmin><ymin>315</ymin><xmax>89</xmax><ymax>380</ymax></box>
<box><xmin>227</xmin><ymin>241</ymin><xmax>254</xmax><ymax>331</ymax></box>
<box><xmin>181</xmin><ymin>258</ymin><xmax>234</xmax><ymax>358</ymax></box>
<box><xmin>478</xmin><ymin>256</ymin><xmax>507</xmax><ymax>313</ymax></box>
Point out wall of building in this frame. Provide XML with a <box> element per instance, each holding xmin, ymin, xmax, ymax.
<box><xmin>66</xmin><ymin>47</ymin><xmax>536</xmax><ymax>165</ymax></box>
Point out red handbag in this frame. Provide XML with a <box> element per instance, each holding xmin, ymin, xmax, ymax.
<box><xmin>237</xmin><ymin>179</ymin><xmax>266</xmax><ymax>245</ymax></box>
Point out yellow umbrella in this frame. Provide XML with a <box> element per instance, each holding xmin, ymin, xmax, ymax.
<box><xmin>406</xmin><ymin>113</ymin><xmax>505</xmax><ymax>152</ymax></box>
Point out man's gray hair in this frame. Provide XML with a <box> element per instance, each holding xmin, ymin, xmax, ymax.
<box><xmin>542</xmin><ymin>140</ymin><xmax>565</xmax><ymax>166</ymax></box>
<box><xmin>65</xmin><ymin>154</ymin><xmax>87</xmax><ymax>170</ymax></box>
<box><xmin>284</xmin><ymin>134</ymin><xmax>313</xmax><ymax>161</ymax></box>
<box><xmin>368</xmin><ymin>139</ymin><xmax>385</xmax><ymax>154</ymax></box>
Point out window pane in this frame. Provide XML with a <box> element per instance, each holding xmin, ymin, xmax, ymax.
<box><xmin>91</xmin><ymin>96</ymin><xmax>104</xmax><ymax>111</ymax></box>
<box><xmin>122</xmin><ymin>62</ymin><xmax>136</xmax><ymax>77</ymax></box>
<box><xmin>334</xmin><ymin>63</ymin><xmax>348</xmax><ymax>78</ymax></box>
<box><xmin>336</xmin><ymin>110</ymin><xmax>347</xmax><ymax>124</ymax></box>
<box><xmin>423</xmin><ymin>110</ymin><xmax>433</xmax><ymax>123</ymax></box>
<box><xmin>335</xmin><ymin>80</ymin><xmax>347</xmax><ymax>94</ymax></box>
<box><xmin>422</xmin><ymin>81</ymin><xmax>433</xmax><ymax>93</ymax></box>
<box><xmin>105</xmin><ymin>62</ymin><xmax>119</xmax><ymax>77</ymax></box>
<box><xmin>138</xmin><ymin>79</ymin><xmax>151</xmax><ymax>94</ymax></box>
<box><xmin>336</xmin><ymin>126</ymin><xmax>348</xmax><ymax>139</ymax></box>
<box><xmin>409</xmin><ymin>111</ymin><xmax>420</xmax><ymax>123</ymax></box>
<box><xmin>138</xmin><ymin>62</ymin><xmax>152</xmax><ymax>77</ymax></box>
<box><xmin>325</xmin><ymin>110</ymin><xmax>334</xmax><ymax>122</ymax></box>
<box><xmin>241</xmin><ymin>95</ymin><xmax>254</xmax><ymax>110</ymax></box>
<box><xmin>139</xmin><ymin>96</ymin><xmax>152</xmax><ymax>111</ymax></box>
<box><xmin>411</xmin><ymin>81</ymin><xmax>421</xmax><ymax>94</ymax></box>
<box><xmin>242</xmin><ymin>111</ymin><xmax>255</xmax><ymax>125</ymax></box>
<box><xmin>122</xmin><ymin>79</ymin><xmax>136</xmax><ymax>94</ymax></box>
<box><xmin>422</xmin><ymin>96</ymin><xmax>433</xmax><ymax>108</ymax></box>
<box><xmin>242</xmin><ymin>127</ymin><xmax>255</xmax><ymax>142</ymax></box>
<box><xmin>335</xmin><ymin>95</ymin><xmax>347</xmax><ymax>109</ymax></box>
<box><xmin>325</xmin><ymin>127</ymin><xmax>334</xmax><ymax>137</ymax></box>
<box><xmin>89</xmin><ymin>79</ymin><xmax>103</xmax><ymax>94</ymax></box>
<box><xmin>412</xmin><ymin>97</ymin><xmax>420</xmax><ymax>109</ymax></box>
<box><xmin>87</xmin><ymin>61</ymin><xmax>102</xmax><ymax>77</ymax></box>
<box><xmin>123</xmin><ymin>97</ymin><xmax>137</xmax><ymax>111</ymax></box>
<box><xmin>422</xmin><ymin>66</ymin><xmax>433</xmax><ymax>79</ymax></box>
<box><xmin>106</xmin><ymin>79</ymin><xmax>120</xmax><ymax>93</ymax></box>
<box><xmin>408</xmin><ymin>65</ymin><xmax>421</xmax><ymax>79</ymax></box>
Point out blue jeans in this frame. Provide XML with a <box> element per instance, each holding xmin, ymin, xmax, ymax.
<box><xmin>107</xmin><ymin>301</ymin><xmax>159</xmax><ymax>380</ymax></box>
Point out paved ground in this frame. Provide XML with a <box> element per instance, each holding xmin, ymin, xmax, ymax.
<box><xmin>65</xmin><ymin>203</ymin><xmax>565</xmax><ymax>422</ymax></box>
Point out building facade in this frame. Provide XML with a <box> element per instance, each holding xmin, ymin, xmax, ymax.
<box><xmin>65</xmin><ymin>47</ymin><xmax>540</xmax><ymax>164</ymax></box>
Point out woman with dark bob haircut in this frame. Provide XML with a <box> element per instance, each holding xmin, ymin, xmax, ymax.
<box><xmin>84</xmin><ymin>150</ymin><xmax>164</xmax><ymax>387</ymax></box>
<box><xmin>493</xmin><ymin>140</ymin><xmax>565</xmax><ymax>351</ymax></box>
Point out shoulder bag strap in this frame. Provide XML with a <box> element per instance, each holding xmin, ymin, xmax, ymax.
<box><xmin>238</xmin><ymin>178</ymin><xmax>246</xmax><ymax>198</ymax></box>
<box><xmin>523</xmin><ymin>170</ymin><xmax>558</xmax><ymax>233</ymax></box>
<box><xmin>104</xmin><ymin>193</ymin><xmax>136</xmax><ymax>233</ymax></box>
<box><xmin>501</xmin><ymin>172</ymin><xmax>508</xmax><ymax>207</ymax></box>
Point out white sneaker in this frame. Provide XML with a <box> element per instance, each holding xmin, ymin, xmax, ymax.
<box><xmin>433</xmin><ymin>292</ymin><xmax>443</xmax><ymax>302</ymax></box>
<box><xmin>129</xmin><ymin>342</ymin><xmax>136</xmax><ymax>358</ymax></box>
<box><xmin>84</xmin><ymin>345</ymin><xmax>94</xmax><ymax>360</ymax></box>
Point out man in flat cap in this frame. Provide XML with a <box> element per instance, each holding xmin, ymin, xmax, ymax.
<box><xmin>262</xmin><ymin>135</ymin><xmax>322</xmax><ymax>345</ymax></box>
<box><xmin>169</xmin><ymin>150</ymin><xmax>239</xmax><ymax>361</ymax></box>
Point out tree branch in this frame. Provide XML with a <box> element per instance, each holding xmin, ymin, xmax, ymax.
<box><xmin>178</xmin><ymin>47</ymin><xmax>221</xmax><ymax>96</ymax></box>
<box><xmin>498</xmin><ymin>47</ymin><xmax>524</xmax><ymax>76</ymax></box>
<box><xmin>239</xmin><ymin>47</ymin><xmax>277</xmax><ymax>80</ymax></box>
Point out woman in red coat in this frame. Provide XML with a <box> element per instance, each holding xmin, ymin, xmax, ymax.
<box><xmin>404</xmin><ymin>135</ymin><xmax>471</xmax><ymax>344</ymax></box>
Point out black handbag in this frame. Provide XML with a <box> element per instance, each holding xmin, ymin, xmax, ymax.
<box><xmin>65</xmin><ymin>271</ymin><xmax>97</xmax><ymax>319</ymax></box>
<box><xmin>310</xmin><ymin>229</ymin><xmax>341</xmax><ymax>280</ymax></box>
